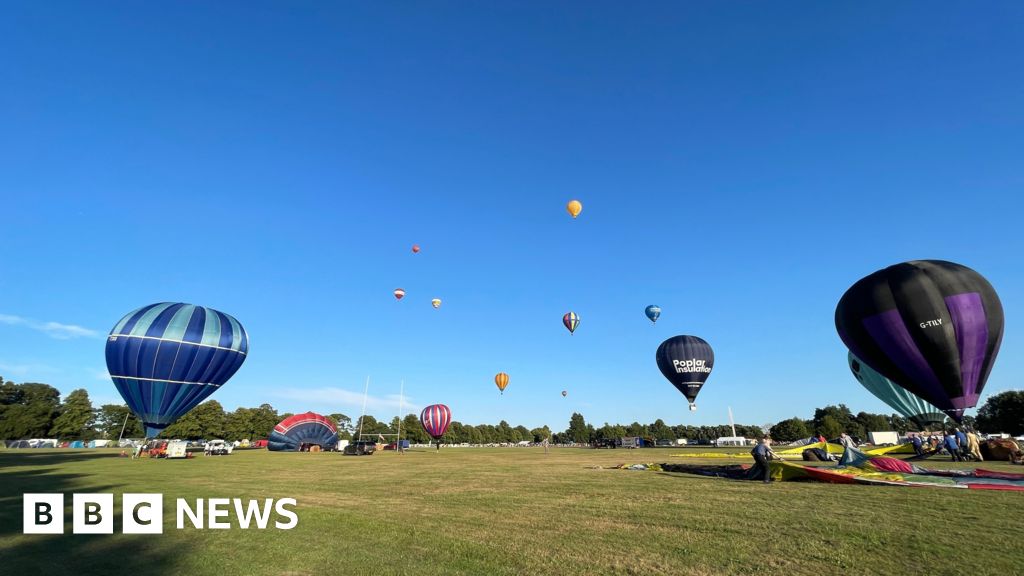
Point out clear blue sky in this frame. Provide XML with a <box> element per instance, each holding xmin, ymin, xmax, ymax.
<box><xmin>1</xmin><ymin>3</ymin><xmax>1021</xmax><ymax>430</ymax></box>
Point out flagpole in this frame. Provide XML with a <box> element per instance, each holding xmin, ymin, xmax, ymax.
<box><xmin>398</xmin><ymin>379</ymin><xmax>404</xmax><ymax>451</ymax></box>
<box><xmin>358</xmin><ymin>376</ymin><xmax>369</xmax><ymax>442</ymax></box>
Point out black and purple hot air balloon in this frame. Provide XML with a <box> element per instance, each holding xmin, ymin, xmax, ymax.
<box><xmin>835</xmin><ymin>260</ymin><xmax>1004</xmax><ymax>422</ymax></box>
<box><xmin>420</xmin><ymin>404</ymin><xmax>452</xmax><ymax>450</ymax></box>
<box><xmin>656</xmin><ymin>335</ymin><xmax>714</xmax><ymax>411</ymax></box>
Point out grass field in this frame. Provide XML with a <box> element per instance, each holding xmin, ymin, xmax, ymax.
<box><xmin>1</xmin><ymin>447</ymin><xmax>1021</xmax><ymax>576</ymax></box>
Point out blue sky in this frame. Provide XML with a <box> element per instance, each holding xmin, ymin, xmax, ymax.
<box><xmin>1</xmin><ymin>3</ymin><xmax>1022</xmax><ymax>429</ymax></box>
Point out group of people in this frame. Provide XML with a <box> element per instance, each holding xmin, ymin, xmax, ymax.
<box><xmin>908</xmin><ymin>428</ymin><xmax>983</xmax><ymax>461</ymax></box>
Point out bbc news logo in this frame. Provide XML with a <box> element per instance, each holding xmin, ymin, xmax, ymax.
<box><xmin>24</xmin><ymin>494</ymin><xmax>298</xmax><ymax>534</ymax></box>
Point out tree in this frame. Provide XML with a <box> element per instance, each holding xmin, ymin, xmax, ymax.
<box><xmin>0</xmin><ymin>380</ymin><xmax>62</xmax><ymax>439</ymax></box>
<box><xmin>649</xmin><ymin>419</ymin><xmax>675</xmax><ymax>441</ymax></box>
<box><xmin>328</xmin><ymin>413</ymin><xmax>352</xmax><ymax>434</ymax></box>
<box><xmin>50</xmin><ymin>389</ymin><xmax>96</xmax><ymax>440</ymax></box>
<box><xmin>95</xmin><ymin>404</ymin><xmax>144</xmax><ymax>439</ymax></box>
<box><xmin>567</xmin><ymin>413</ymin><xmax>589</xmax><ymax>443</ymax></box>
<box><xmin>769</xmin><ymin>417</ymin><xmax>809</xmax><ymax>442</ymax></box>
<box><xmin>975</xmin><ymin>391</ymin><xmax>1024</xmax><ymax>435</ymax></box>
<box><xmin>813</xmin><ymin>405</ymin><xmax>857</xmax><ymax>436</ymax></box>
<box><xmin>529</xmin><ymin>426</ymin><xmax>551</xmax><ymax>443</ymax></box>
<box><xmin>855</xmin><ymin>412</ymin><xmax>891</xmax><ymax>436</ymax></box>
<box><xmin>402</xmin><ymin>414</ymin><xmax>427</xmax><ymax>443</ymax></box>
<box><xmin>818</xmin><ymin>415</ymin><xmax>843</xmax><ymax>439</ymax></box>
<box><xmin>160</xmin><ymin>400</ymin><xmax>226</xmax><ymax>439</ymax></box>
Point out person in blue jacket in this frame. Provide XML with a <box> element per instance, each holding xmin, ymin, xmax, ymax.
<box><xmin>944</xmin><ymin>431</ymin><xmax>963</xmax><ymax>462</ymax></box>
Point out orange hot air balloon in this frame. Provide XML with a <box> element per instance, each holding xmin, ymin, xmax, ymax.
<box><xmin>412</xmin><ymin>245</ymin><xmax>421</xmax><ymax>253</ymax></box>
<box><xmin>494</xmin><ymin>372</ymin><xmax>509</xmax><ymax>395</ymax></box>
<box><xmin>431</xmin><ymin>298</ymin><xmax>442</xmax><ymax>309</ymax></box>
<box><xmin>394</xmin><ymin>288</ymin><xmax>406</xmax><ymax>301</ymax></box>
<box><xmin>566</xmin><ymin>200</ymin><xmax>582</xmax><ymax>219</ymax></box>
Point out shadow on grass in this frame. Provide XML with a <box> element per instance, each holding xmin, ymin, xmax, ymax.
<box><xmin>0</xmin><ymin>451</ymin><xmax>186</xmax><ymax>576</ymax></box>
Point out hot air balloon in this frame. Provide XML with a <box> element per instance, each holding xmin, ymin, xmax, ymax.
<box><xmin>835</xmin><ymin>260</ymin><xmax>1003</xmax><ymax>422</ymax></box>
<box><xmin>645</xmin><ymin>305</ymin><xmax>661</xmax><ymax>325</ymax></box>
<box><xmin>394</xmin><ymin>288</ymin><xmax>406</xmax><ymax>301</ymax></box>
<box><xmin>420</xmin><ymin>404</ymin><xmax>452</xmax><ymax>450</ymax></box>
<box><xmin>562</xmin><ymin>312</ymin><xmax>580</xmax><ymax>335</ymax></box>
<box><xmin>431</xmin><ymin>298</ymin><xmax>442</xmax><ymax>309</ymax></box>
<box><xmin>848</xmin><ymin>352</ymin><xmax>945</xmax><ymax>430</ymax></box>
<box><xmin>566</xmin><ymin>200</ymin><xmax>582</xmax><ymax>219</ymax></box>
<box><xmin>105</xmin><ymin>302</ymin><xmax>248</xmax><ymax>437</ymax></box>
<box><xmin>561</xmin><ymin>390</ymin><xmax>567</xmax><ymax>397</ymax></box>
<box><xmin>656</xmin><ymin>335</ymin><xmax>714</xmax><ymax>411</ymax></box>
<box><xmin>268</xmin><ymin>412</ymin><xmax>339</xmax><ymax>452</ymax></box>
<box><xmin>494</xmin><ymin>372</ymin><xmax>509</xmax><ymax>395</ymax></box>
<box><xmin>412</xmin><ymin>245</ymin><xmax>421</xmax><ymax>253</ymax></box>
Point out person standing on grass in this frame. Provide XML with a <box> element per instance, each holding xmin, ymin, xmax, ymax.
<box><xmin>944</xmin><ymin>431</ymin><xmax>962</xmax><ymax>462</ymax></box>
<box><xmin>910</xmin><ymin>433</ymin><xmax>925</xmax><ymax>457</ymax></box>
<box><xmin>966</xmin><ymin>429</ymin><xmax>983</xmax><ymax>461</ymax></box>
<box><xmin>750</xmin><ymin>436</ymin><xmax>776</xmax><ymax>483</ymax></box>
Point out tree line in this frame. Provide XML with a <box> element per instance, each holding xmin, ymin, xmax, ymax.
<box><xmin>3</xmin><ymin>376</ymin><xmax>1022</xmax><ymax>443</ymax></box>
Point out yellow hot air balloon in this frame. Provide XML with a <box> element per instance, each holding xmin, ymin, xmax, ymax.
<box><xmin>431</xmin><ymin>298</ymin><xmax>442</xmax><ymax>309</ymax></box>
<box><xmin>566</xmin><ymin>199</ymin><xmax>582</xmax><ymax>219</ymax></box>
<box><xmin>494</xmin><ymin>372</ymin><xmax>509</xmax><ymax>395</ymax></box>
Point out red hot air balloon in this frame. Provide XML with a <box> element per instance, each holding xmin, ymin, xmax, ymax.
<box><xmin>394</xmin><ymin>288</ymin><xmax>406</xmax><ymax>301</ymax></box>
<box><xmin>412</xmin><ymin>245</ymin><xmax>421</xmax><ymax>253</ymax></box>
<box><xmin>420</xmin><ymin>404</ymin><xmax>452</xmax><ymax>451</ymax></box>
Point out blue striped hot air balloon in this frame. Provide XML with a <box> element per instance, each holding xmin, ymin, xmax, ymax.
<box><xmin>105</xmin><ymin>302</ymin><xmax>249</xmax><ymax>437</ymax></box>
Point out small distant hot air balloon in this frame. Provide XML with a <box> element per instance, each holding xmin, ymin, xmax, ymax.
<box><xmin>645</xmin><ymin>305</ymin><xmax>661</xmax><ymax>325</ymax></box>
<box><xmin>656</xmin><ymin>335</ymin><xmax>714</xmax><ymax>412</ymax></box>
<box><xmin>431</xmin><ymin>298</ymin><xmax>442</xmax><ymax>309</ymax></box>
<box><xmin>394</xmin><ymin>288</ymin><xmax>406</xmax><ymax>301</ymax></box>
<box><xmin>106</xmin><ymin>302</ymin><xmax>248</xmax><ymax>437</ymax></box>
<box><xmin>561</xmin><ymin>390</ymin><xmax>567</xmax><ymax>397</ymax></box>
<box><xmin>420</xmin><ymin>404</ymin><xmax>452</xmax><ymax>451</ymax></box>
<box><xmin>412</xmin><ymin>245</ymin><xmax>421</xmax><ymax>253</ymax></box>
<box><xmin>494</xmin><ymin>372</ymin><xmax>509</xmax><ymax>395</ymax></box>
<box><xmin>562</xmin><ymin>312</ymin><xmax>580</xmax><ymax>335</ymax></box>
<box><xmin>566</xmin><ymin>200</ymin><xmax>582</xmax><ymax>219</ymax></box>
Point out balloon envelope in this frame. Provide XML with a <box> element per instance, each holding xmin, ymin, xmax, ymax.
<box><xmin>494</xmin><ymin>372</ymin><xmax>509</xmax><ymax>394</ymax></box>
<box><xmin>268</xmin><ymin>412</ymin><xmax>339</xmax><ymax>452</ymax></box>
<box><xmin>105</xmin><ymin>302</ymin><xmax>248</xmax><ymax>437</ymax></box>
<box><xmin>561</xmin><ymin>390</ymin><xmax>567</xmax><ymax>397</ymax></box>
<box><xmin>656</xmin><ymin>335</ymin><xmax>714</xmax><ymax>410</ymax></box>
<box><xmin>431</xmin><ymin>298</ymin><xmax>442</xmax><ymax>309</ymax></box>
<box><xmin>645</xmin><ymin>305</ymin><xmax>661</xmax><ymax>324</ymax></box>
<box><xmin>847</xmin><ymin>352</ymin><xmax>945</xmax><ymax>430</ymax></box>
<box><xmin>412</xmin><ymin>245</ymin><xmax>420</xmax><ymax>253</ymax></box>
<box><xmin>420</xmin><ymin>404</ymin><xmax>452</xmax><ymax>440</ymax></box>
<box><xmin>394</xmin><ymin>288</ymin><xmax>406</xmax><ymax>300</ymax></box>
<box><xmin>835</xmin><ymin>260</ymin><xmax>1003</xmax><ymax>422</ymax></box>
<box><xmin>566</xmin><ymin>200</ymin><xmax>582</xmax><ymax>218</ymax></box>
<box><xmin>562</xmin><ymin>312</ymin><xmax>580</xmax><ymax>335</ymax></box>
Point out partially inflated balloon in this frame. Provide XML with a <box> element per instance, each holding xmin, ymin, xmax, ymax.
<box><xmin>848</xmin><ymin>352</ymin><xmax>945</xmax><ymax>430</ymax></box>
<box><xmin>106</xmin><ymin>303</ymin><xmax>248</xmax><ymax>437</ymax></box>
<box><xmin>656</xmin><ymin>335</ymin><xmax>714</xmax><ymax>411</ymax></box>
<box><xmin>394</xmin><ymin>288</ymin><xmax>406</xmax><ymax>301</ymax></box>
<box><xmin>494</xmin><ymin>372</ymin><xmax>509</xmax><ymax>395</ymax></box>
<box><xmin>563</xmin><ymin>312</ymin><xmax>580</xmax><ymax>335</ymax></box>
<box><xmin>645</xmin><ymin>305</ymin><xmax>661</xmax><ymax>325</ymax></box>
<box><xmin>420</xmin><ymin>404</ymin><xmax>452</xmax><ymax>440</ymax></box>
<box><xmin>268</xmin><ymin>412</ymin><xmax>339</xmax><ymax>452</ymax></box>
<box><xmin>835</xmin><ymin>260</ymin><xmax>1003</xmax><ymax>422</ymax></box>
<box><xmin>431</xmin><ymin>298</ymin><xmax>442</xmax><ymax>309</ymax></box>
<box><xmin>566</xmin><ymin>200</ymin><xmax>582</xmax><ymax>219</ymax></box>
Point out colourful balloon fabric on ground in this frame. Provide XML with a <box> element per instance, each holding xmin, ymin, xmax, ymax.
<box><xmin>268</xmin><ymin>412</ymin><xmax>339</xmax><ymax>451</ymax></box>
<box><xmin>848</xmin><ymin>352</ymin><xmax>945</xmax><ymax>429</ymax></box>
<box><xmin>420</xmin><ymin>404</ymin><xmax>452</xmax><ymax>440</ymax></box>
<box><xmin>656</xmin><ymin>335</ymin><xmax>714</xmax><ymax>410</ymax></box>
<box><xmin>835</xmin><ymin>260</ymin><xmax>1004</xmax><ymax>421</ymax></box>
<box><xmin>562</xmin><ymin>312</ymin><xmax>580</xmax><ymax>335</ymax></box>
<box><xmin>105</xmin><ymin>302</ymin><xmax>249</xmax><ymax>437</ymax></box>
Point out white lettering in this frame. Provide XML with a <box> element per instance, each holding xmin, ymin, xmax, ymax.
<box><xmin>274</xmin><ymin>498</ymin><xmax>298</xmax><ymax>530</ymax></box>
<box><xmin>234</xmin><ymin>499</ymin><xmax>273</xmax><ymax>529</ymax></box>
<box><xmin>208</xmin><ymin>498</ymin><xmax>231</xmax><ymax>529</ymax></box>
<box><xmin>177</xmin><ymin>498</ymin><xmax>203</xmax><ymax>529</ymax></box>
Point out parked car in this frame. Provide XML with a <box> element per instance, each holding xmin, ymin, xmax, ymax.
<box><xmin>204</xmin><ymin>439</ymin><xmax>232</xmax><ymax>455</ymax></box>
<box><xmin>343</xmin><ymin>440</ymin><xmax>377</xmax><ymax>455</ymax></box>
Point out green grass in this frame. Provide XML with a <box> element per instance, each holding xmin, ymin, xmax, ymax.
<box><xmin>1</xmin><ymin>447</ymin><xmax>1021</xmax><ymax>576</ymax></box>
